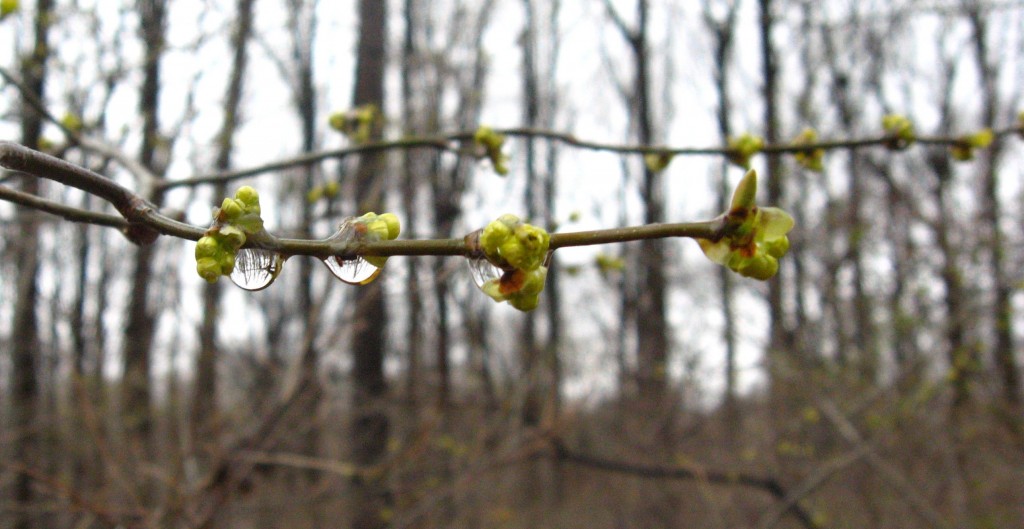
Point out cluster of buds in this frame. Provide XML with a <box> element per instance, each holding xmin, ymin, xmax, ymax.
<box><xmin>882</xmin><ymin>114</ymin><xmax>915</xmax><ymax>150</ymax></box>
<box><xmin>351</xmin><ymin>212</ymin><xmax>402</xmax><ymax>268</ymax></box>
<box><xmin>306</xmin><ymin>180</ymin><xmax>340</xmax><ymax>204</ymax></box>
<box><xmin>195</xmin><ymin>186</ymin><xmax>264</xmax><ymax>283</ymax></box>
<box><xmin>473</xmin><ymin>126</ymin><xmax>509</xmax><ymax>176</ymax></box>
<box><xmin>328</xmin><ymin>104</ymin><xmax>378</xmax><ymax>143</ymax></box>
<box><xmin>792</xmin><ymin>128</ymin><xmax>825</xmax><ymax>172</ymax></box>
<box><xmin>949</xmin><ymin>129</ymin><xmax>994</xmax><ymax>161</ymax></box>
<box><xmin>698</xmin><ymin>170</ymin><xmax>794</xmax><ymax>280</ymax></box>
<box><xmin>727</xmin><ymin>133</ymin><xmax>765</xmax><ymax>169</ymax></box>
<box><xmin>477</xmin><ymin>214</ymin><xmax>550</xmax><ymax>311</ymax></box>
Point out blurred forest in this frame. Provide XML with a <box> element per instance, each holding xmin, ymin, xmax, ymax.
<box><xmin>1</xmin><ymin>0</ymin><xmax>1024</xmax><ymax>528</ymax></box>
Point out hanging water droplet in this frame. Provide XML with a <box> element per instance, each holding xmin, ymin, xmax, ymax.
<box><xmin>320</xmin><ymin>216</ymin><xmax>382</xmax><ymax>285</ymax></box>
<box><xmin>321</xmin><ymin>255</ymin><xmax>381</xmax><ymax>285</ymax></box>
<box><xmin>230</xmin><ymin>248</ymin><xmax>284</xmax><ymax>291</ymax></box>
<box><xmin>467</xmin><ymin>254</ymin><xmax>504</xmax><ymax>290</ymax></box>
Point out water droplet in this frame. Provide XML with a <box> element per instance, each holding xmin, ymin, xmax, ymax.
<box><xmin>320</xmin><ymin>216</ymin><xmax>383</xmax><ymax>285</ymax></box>
<box><xmin>230</xmin><ymin>248</ymin><xmax>284</xmax><ymax>291</ymax></box>
<box><xmin>321</xmin><ymin>255</ymin><xmax>381</xmax><ymax>285</ymax></box>
<box><xmin>467</xmin><ymin>254</ymin><xmax>503</xmax><ymax>290</ymax></box>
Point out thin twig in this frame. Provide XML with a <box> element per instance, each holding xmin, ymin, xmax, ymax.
<box><xmin>0</xmin><ymin>184</ymin><xmax>128</xmax><ymax>229</ymax></box>
<box><xmin>553</xmin><ymin>442</ymin><xmax>823</xmax><ymax>529</ymax></box>
<box><xmin>819</xmin><ymin>400</ymin><xmax>953</xmax><ymax>529</ymax></box>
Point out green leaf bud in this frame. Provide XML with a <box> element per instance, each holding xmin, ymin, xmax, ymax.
<box><xmin>219</xmin><ymin>225</ymin><xmax>246</xmax><ymax>250</ymax></box>
<box><xmin>730</xmin><ymin>169</ymin><xmax>758</xmax><ymax>212</ymax></box>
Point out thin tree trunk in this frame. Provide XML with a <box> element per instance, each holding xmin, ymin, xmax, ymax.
<box><xmin>966</xmin><ymin>5</ymin><xmax>1021</xmax><ymax>419</ymax></box>
<box><xmin>10</xmin><ymin>3</ymin><xmax>53</xmax><ymax>527</ymax></box>
<box><xmin>121</xmin><ymin>2</ymin><xmax>167</xmax><ymax>508</ymax></box>
<box><xmin>349</xmin><ymin>2</ymin><xmax>391</xmax><ymax>529</ymax></box>
<box><xmin>192</xmin><ymin>0</ymin><xmax>256</xmax><ymax>487</ymax></box>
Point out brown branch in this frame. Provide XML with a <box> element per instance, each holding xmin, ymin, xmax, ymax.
<box><xmin>553</xmin><ymin>442</ymin><xmax>823</xmax><ymax>529</ymax></box>
<box><xmin>0</xmin><ymin>184</ymin><xmax>128</xmax><ymax>229</ymax></box>
<box><xmin>155</xmin><ymin>124</ymin><xmax>1024</xmax><ymax>190</ymax></box>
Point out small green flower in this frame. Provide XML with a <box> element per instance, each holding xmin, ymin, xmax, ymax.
<box><xmin>727</xmin><ymin>133</ymin><xmax>764</xmax><ymax>169</ymax></box>
<box><xmin>792</xmin><ymin>128</ymin><xmax>824</xmax><ymax>172</ymax></box>
<box><xmin>698</xmin><ymin>170</ymin><xmax>795</xmax><ymax>281</ymax></box>
<box><xmin>882</xmin><ymin>114</ymin><xmax>915</xmax><ymax>150</ymax></box>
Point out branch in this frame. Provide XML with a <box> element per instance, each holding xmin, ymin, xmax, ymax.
<box><xmin>553</xmin><ymin>442</ymin><xmax>823</xmax><ymax>529</ymax></box>
<box><xmin>0</xmin><ymin>184</ymin><xmax>128</xmax><ymax>229</ymax></box>
<box><xmin>819</xmin><ymin>400</ymin><xmax>953</xmax><ymax>529</ymax></box>
<box><xmin>0</xmin><ymin>141</ymin><xmax>190</xmax><ymax>244</ymax></box>
<box><xmin>155</xmin><ymin>123</ymin><xmax>1024</xmax><ymax>190</ymax></box>
<box><xmin>1</xmin><ymin>140</ymin><xmax>727</xmax><ymax>256</ymax></box>
<box><xmin>0</xmin><ymin>66</ymin><xmax>161</xmax><ymax>193</ymax></box>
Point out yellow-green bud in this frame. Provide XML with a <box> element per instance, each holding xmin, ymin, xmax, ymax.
<box><xmin>220</xmin><ymin>197</ymin><xmax>243</xmax><ymax>220</ymax></box>
<box><xmin>328</xmin><ymin>112</ymin><xmax>347</xmax><ymax>132</ymax></box>
<box><xmin>644</xmin><ymin>152</ymin><xmax>673</xmax><ymax>173</ymax></box>
<box><xmin>235</xmin><ymin>186</ymin><xmax>259</xmax><ymax>207</ymax></box>
<box><xmin>509</xmin><ymin>292</ymin><xmax>541</xmax><ymax>312</ymax></box>
<box><xmin>195</xmin><ymin>236</ymin><xmax>220</xmax><ymax>259</ymax></box>
<box><xmin>763</xmin><ymin>236</ymin><xmax>790</xmax><ymax>259</ymax></box>
<box><xmin>0</xmin><ymin>0</ymin><xmax>19</xmax><ymax>20</ymax></box>
<box><xmin>196</xmin><ymin>257</ymin><xmax>221</xmax><ymax>283</ymax></box>
<box><xmin>481</xmin><ymin>217</ymin><xmax>515</xmax><ymax>258</ymax></box>
<box><xmin>736</xmin><ymin>254</ymin><xmax>779</xmax><ymax>280</ymax></box>
<box><xmin>324</xmin><ymin>181</ymin><xmax>340</xmax><ymax>198</ymax></box>
<box><xmin>378</xmin><ymin>213</ymin><xmax>401</xmax><ymax>240</ymax></box>
<box><xmin>730</xmin><ymin>169</ymin><xmax>758</xmax><ymax>212</ymax></box>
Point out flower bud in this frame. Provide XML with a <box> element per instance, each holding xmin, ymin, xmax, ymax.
<box><xmin>378</xmin><ymin>213</ymin><xmax>401</xmax><ymax>240</ymax></box>
<box><xmin>196</xmin><ymin>257</ymin><xmax>222</xmax><ymax>283</ymax></box>
<box><xmin>235</xmin><ymin>186</ymin><xmax>260</xmax><ymax>208</ymax></box>
<box><xmin>220</xmin><ymin>197</ymin><xmax>243</xmax><ymax>220</ymax></box>
<box><xmin>195</xmin><ymin>236</ymin><xmax>221</xmax><ymax>259</ymax></box>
